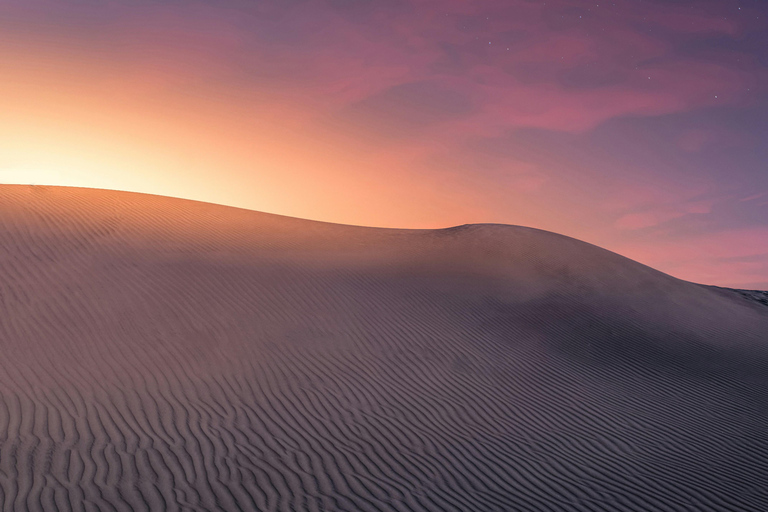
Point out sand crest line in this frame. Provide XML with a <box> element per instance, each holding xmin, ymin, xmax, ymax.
<box><xmin>0</xmin><ymin>185</ymin><xmax>766</xmax><ymax>511</ymax></box>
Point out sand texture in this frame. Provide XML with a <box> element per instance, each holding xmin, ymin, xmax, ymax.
<box><xmin>0</xmin><ymin>185</ymin><xmax>766</xmax><ymax>511</ymax></box>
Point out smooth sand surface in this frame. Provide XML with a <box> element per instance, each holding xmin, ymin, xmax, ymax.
<box><xmin>0</xmin><ymin>185</ymin><xmax>766</xmax><ymax>511</ymax></box>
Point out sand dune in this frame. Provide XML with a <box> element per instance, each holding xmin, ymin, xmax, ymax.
<box><xmin>0</xmin><ymin>184</ymin><xmax>766</xmax><ymax>511</ymax></box>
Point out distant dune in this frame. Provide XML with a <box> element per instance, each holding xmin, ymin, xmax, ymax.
<box><xmin>0</xmin><ymin>185</ymin><xmax>766</xmax><ymax>511</ymax></box>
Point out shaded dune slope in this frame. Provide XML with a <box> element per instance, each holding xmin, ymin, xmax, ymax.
<box><xmin>0</xmin><ymin>185</ymin><xmax>766</xmax><ymax>511</ymax></box>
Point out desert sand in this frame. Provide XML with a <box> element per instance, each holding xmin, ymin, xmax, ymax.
<box><xmin>0</xmin><ymin>185</ymin><xmax>766</xmax><ymax>511</ymax></box>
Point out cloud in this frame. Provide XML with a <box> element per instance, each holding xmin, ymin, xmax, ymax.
<box><xmin>328</xmin><ymin>81</ymin><xmax>474</xmax><ymax>141</ymax></box>
<box><xmin>2</xmin><ymin>0</ymin><xmax>767</xmax><ymax>286</ymax></box>
<box><xmin>614</xmin><ymin>199</ymin><xmax>715</xmax><ymax>231</ymax></box>
<box><xmin>740</xmin><ymin>192</ymin><xmax>767</xmax><ymax>202</ymax></box>
<box><xmin>615</xmin><ymin>211</ymin><xmax>687</xmax><ymax>231</ymax></box>
<box><xmin>611</xmin><ymin>227</ymin><xmax>768</xmax><ymax>287</ymax></box>
<box><xmin>3</xmin><ymin>0</ymin><xmax>763</xmax><ymax>136</ymax></box>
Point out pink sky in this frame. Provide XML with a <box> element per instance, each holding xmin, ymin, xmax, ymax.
<box><xmin>1</xmin><ymin>0</ymin><xmax>767</xmax><ymax>288</ymax></box>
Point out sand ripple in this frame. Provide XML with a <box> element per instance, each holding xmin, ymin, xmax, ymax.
<box><xmin>0</xmin><ymin>185</ymin><xmax>766</xmax><ymax>511</ymax></box>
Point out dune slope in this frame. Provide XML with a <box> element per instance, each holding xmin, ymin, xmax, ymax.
<box><xmin>0</xmin><ymin>185</ymin><xmax>767</xmax><ymax>511</ymax></box>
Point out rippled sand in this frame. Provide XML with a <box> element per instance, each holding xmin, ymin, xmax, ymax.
<box><xmin>0</xmin><ymin>185</ymin><xmax>766</xmax><ymax>511</ymax></box>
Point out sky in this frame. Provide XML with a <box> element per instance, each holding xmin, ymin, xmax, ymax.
<box><xmin>1</xmin><ymin>0</ymin><xmax>767</xmax><ymax>289</ymax></box>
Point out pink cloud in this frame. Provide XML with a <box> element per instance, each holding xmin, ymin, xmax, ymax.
<box><xmin>3</xmin><ymin>0</ymin><xmax>761</xmax><ymax>136</ymax></box>
<box><xmin>740</xmin><ymin>192</ymin><xmax>768</xmax><ymax>202</ymax></box>
<box><xmin>611</xmin><ymin>227</ymin><xmax>768</xmax><ymax>286</ymax></box>
<box><xmin>280</xmin><ymin>1</ymin><xmax>759</xmax><ymax>135</ymax></box>
<box><xmin>2</xmin><ymin>0</ymin><xmax>765</xmax><ymax>288</ymax></box>
<box><xmin>615</xmin><ymin>211</ymin><xmax>688</xmax><ymax>231</ymax></box>
<box><xmin>614</xmin><ymin>198</ymin><xmax>716</xmax><ymax>231</ymax></box>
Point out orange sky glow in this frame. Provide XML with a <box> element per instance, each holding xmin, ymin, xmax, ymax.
<box><xmin>2</xmin><ymin>0</ymin><xmax>768</xmax><ymax>289</ymax></box>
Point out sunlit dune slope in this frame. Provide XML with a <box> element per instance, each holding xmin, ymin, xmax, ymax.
<box><xmin>0</xmin><ymin>185</ymin><xmax>766</xmax><ymax>511</ymax></box>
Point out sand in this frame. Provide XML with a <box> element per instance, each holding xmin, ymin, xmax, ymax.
<box><xmin>0</xmin><ymin>184</ymin><xmax>766</xmax><ymax>511</ymax></box>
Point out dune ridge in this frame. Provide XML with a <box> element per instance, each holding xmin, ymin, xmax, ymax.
<box><xmin>0</xmin><ymin>185</ymin><xmax>766</xmax><ymax>511</ymax></box>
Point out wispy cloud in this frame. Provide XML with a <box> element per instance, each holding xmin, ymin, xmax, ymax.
<box><xmin>1</xmin><ymin>0</ymin><xmax>767</xmax><ymax>286</ymax></box>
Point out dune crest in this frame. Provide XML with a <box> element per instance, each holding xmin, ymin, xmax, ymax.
<box><xmin>0</xmin><ymin>185</ymin><xmax>766</xmax><ymax>511</ymax></box>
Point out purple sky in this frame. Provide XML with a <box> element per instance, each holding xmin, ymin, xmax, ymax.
<box><xmin>1</xmin><ymin>0</ymin><xmax>767</xmax><ymax>288</ymax></box>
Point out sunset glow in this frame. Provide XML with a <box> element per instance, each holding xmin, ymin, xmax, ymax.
<box><xmin>2</xmin><ymin>0</ymin><xmax>767</xmax><ymax>288</ymax></box>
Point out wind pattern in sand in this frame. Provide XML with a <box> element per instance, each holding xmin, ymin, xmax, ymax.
<box><xmin>0</xmin><ymin>186</ymin><xmax>766</xmax><ymax>511</ymax></box>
